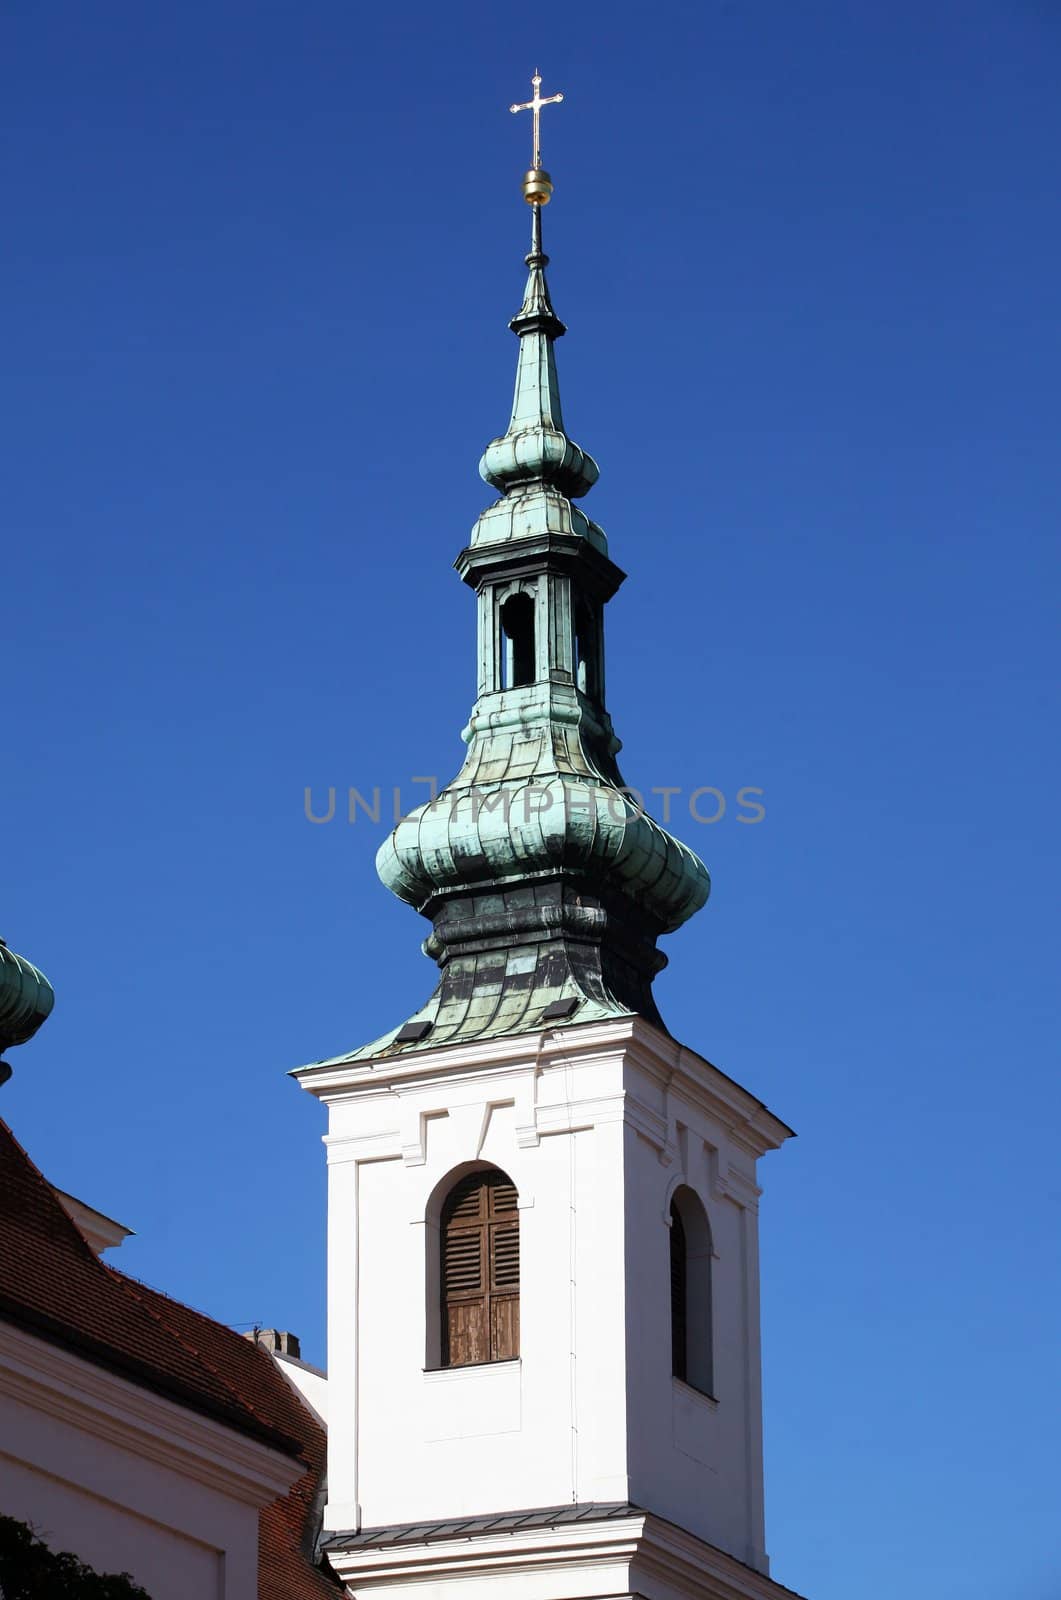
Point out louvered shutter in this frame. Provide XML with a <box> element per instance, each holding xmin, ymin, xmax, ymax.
<box><xmin>441</xmin><ymin>1169</ymin><xmax>520</xmax><ymax>1367</ymax></box>
<box><xmin>488</xmin><ymin>1174</ymin><xmax>519</xmax><ymax>1362</ymax></box>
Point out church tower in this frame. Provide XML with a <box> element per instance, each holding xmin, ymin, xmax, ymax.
<box><xmin>297</xmin><ymin>78</ymin><xmax>802</xmax><ymax>1600</ymax></box>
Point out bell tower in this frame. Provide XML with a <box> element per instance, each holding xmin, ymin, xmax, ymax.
<box><xmin>297</xmin><ymin>77</ymin><xmax>805</xmax><ymax>1600</ymax></box>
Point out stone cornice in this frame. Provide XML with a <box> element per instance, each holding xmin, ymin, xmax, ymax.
<box><xmin>455</xmin><ymin>528</ymin><xmax>624</xmax><ymax>601</ymax></box>
<box><xmin>325</xmin><ymin>1507</ymin><xmax>806</xmax><ymax>1600</ymax></box>
<box><xmin>0</xmin><ymin>1318</ymin><xmax>302</xmax><ymax>1507</ymax></box>
<box><xmin>296</xmin><ymin>1016</ymin><xmax>793</xmax><ymax>1159</ymax></box>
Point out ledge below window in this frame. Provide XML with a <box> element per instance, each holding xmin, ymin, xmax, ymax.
<box><xmin>673</xmin><ymin>1376</ymin><xmax>718</xmax><ymax>1408</ymax></box>
<box><xmin>423</xmin><ymin>1358</ymin><xmax>521</xmax><ymax>1381</ymax></box>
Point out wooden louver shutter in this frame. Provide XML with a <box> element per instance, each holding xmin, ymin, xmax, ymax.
<box><xmin>670</xmin><ymin>1200</ymin><xmax>687</xmax><ymax>1381</ymax></box>
<box><xmin>441</xmin><ymin>1169</ymin><xmax>520</xmax><ymax>1367</ymax></box>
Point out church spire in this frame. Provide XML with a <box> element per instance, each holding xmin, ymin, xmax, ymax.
<box><xmin>480</xmin><ymin>198</ymin><xmax>598</xmax><ymax>502</ymax></box>
<box><xmin>356</xmin><ymin>79</ymin><xmax>710</xmax><ymax>1060</ymax></box>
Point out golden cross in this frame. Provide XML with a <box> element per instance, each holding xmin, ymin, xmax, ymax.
<box><xmin>509</xmin><ymin>71</ymin><xmax>564</xmax><ymax>171</ymax></box>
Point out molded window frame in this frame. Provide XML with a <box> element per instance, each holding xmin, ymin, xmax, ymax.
<box><xmin>425</xmin><ymin>1163</ymin><xmax>521</xmax><ymax>1371</ymax></box>
<box><xmin>668</xmin><ymin>1184</ymin><xmax>715</xmax><ymax>1400</ymax></box>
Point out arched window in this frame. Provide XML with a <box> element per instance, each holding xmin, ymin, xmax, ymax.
<box><xmin>670</xmin><ymin>1201</ymin><xmax>689</xmax><ymax>1381</ymax></box>
<box><xmin>574</xmin><ymin>600</ymin><xmax>598</xmax><ymax>698</ymax></box>
<box><xmin>500</xmin><ymin>593</ymin><xmax>535</xmax><ymax>688</ymax></box>
<box><xmin>441</xmin><ymin>1167</ymin><xmax>520</xmax><ymax>1367</ymax></box>
<box><xmin>670</xmin><ymin>1187</ymin><xmax>714</xmax><ymax>1396</ymax></box>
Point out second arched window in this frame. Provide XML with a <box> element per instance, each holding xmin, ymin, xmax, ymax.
<box><xmin>670</xmin><ymin>1187</ymin><xmax>714</xmax><ymax>1397</ymax></box>
<box><xmin>441</xmin><ymin>1168</ymin><xmax>520</xmax><ymax>1367</ymax></box>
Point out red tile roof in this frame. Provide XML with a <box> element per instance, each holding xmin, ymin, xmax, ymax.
<box><xmin>0</xmin><ymin>1118</ymin><xmax>338</xmax><ymax>1599</ymax></box>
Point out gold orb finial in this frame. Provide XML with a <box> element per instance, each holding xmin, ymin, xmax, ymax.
<box><xmin>521</xmin><ymin>167</ymin><xmax>554</xmax><ymax>206</ymax></box>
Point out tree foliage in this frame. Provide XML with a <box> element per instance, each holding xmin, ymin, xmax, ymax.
<box><xmin>0</xmin><ymin>1516</ymin><xmax>151</xmax><ymax>1599</ymax></box>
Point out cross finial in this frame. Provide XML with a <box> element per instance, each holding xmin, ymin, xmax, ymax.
<box><xmin>509</xmin><ymin>70</ymin><xmax>564</xmax><ymax>172</ymax></box>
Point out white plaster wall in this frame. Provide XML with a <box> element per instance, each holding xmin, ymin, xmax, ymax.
<box><xmin>315</xmin><ymin>1021</ymin><xmax>782</xmax><ymax>1576</ymax></box>
<box><xmin>273</xmin><ymin>1350</ymin><xmax>328</xmax><ymax>1426</ymax></box>
<box><xmin>0</xmin><ymin>1323</ymin><xmax>300</xmax><ymax>1600</ymax></box>
<box><xmin>343</xmin><ymin>1092</ymin><xmax>627</xmax><ymax>1527</ymax></box>
<box><xmin>621</xmin><ymin>1063</ymin><xmax>768</xmax><ymax>1571</ymax></box>
<box><xmin>0</xmin><ymin>1388</ymin><xmax>255</xmax><ymax>1600</ymax></box>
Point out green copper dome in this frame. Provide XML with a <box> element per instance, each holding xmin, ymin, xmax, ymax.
<box><xmin>0</xmin><ymin>939</ymin><xmax>54</xmax><ymax>1058</ymax></box>
<box><xmin>379</xmin><ymin>762</ymin><xmax>707</xmax><ymax>937</ymax></box>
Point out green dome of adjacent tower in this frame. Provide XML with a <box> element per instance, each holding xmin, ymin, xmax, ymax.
<box><xmin>0</xmin><ymin>938</ymin><xmax>54</xmax><ymax>1083</ymax></box>
<box><xmin>351</xmin><ymin>123</ymin><xmax>709</xmax><ymax>1063</ymax></box>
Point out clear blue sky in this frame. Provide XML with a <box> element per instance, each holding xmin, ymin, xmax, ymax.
<box><xmin>4</xmin><ymin>3</ymin><xmax>1059</xmax><ymax>1596</ymax></box>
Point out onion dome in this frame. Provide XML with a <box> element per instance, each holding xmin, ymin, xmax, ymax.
<box><xmin>0</xmin><ymin>938</ymin><xmax>54</xmax><ymax>1081</ymax></box>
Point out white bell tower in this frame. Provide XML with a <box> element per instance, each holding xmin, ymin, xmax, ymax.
<box><xmin>296</xmin><ymin>75</ymin><xmax>807</xmax><ymax>1600</ymax></box>
<box><xmin>296</xmin><ymin>1017</ymin><xmax>794</xmax><ymax>1600</ymax></box>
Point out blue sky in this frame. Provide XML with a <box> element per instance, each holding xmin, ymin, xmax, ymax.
<box><xmin>4</xmin><ymin>3</ymin><xmax>1059</xmax><ymax>1596</ymax></box>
